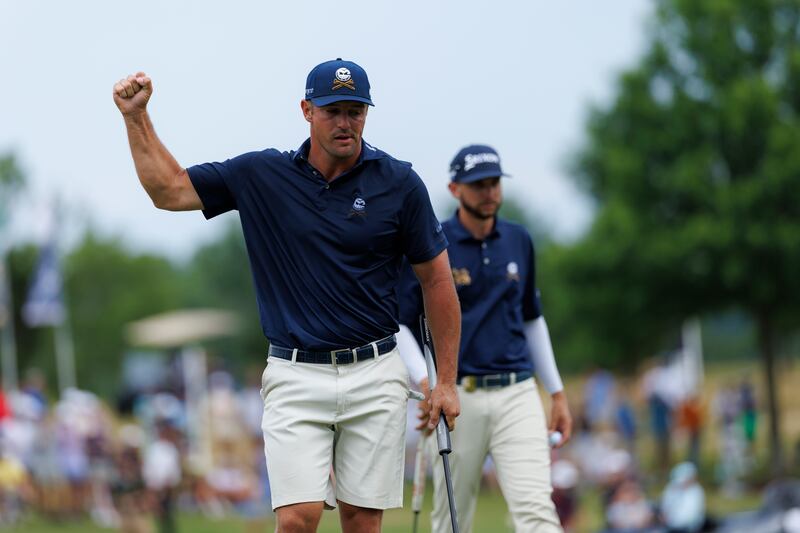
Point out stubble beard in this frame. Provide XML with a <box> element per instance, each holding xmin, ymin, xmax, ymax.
<box><xmin>461</xmin><ymin>198</ymin><xmax>500</xmax><ymax>221</ymax></box>
<box><xmin>327</xmin><ymin>133</ymin><xmax>358</xmax><ymax>160</ymax></box>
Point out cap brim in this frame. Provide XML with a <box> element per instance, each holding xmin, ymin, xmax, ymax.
<box><xmin>456</xmin><ymin>169</ymin><xmax>511</xmax><ymax>183</ymax></box>
<box><xmin>308</xmin><ymin>95</ymin><xmax>374</xmax><ymax>107</ymax></box>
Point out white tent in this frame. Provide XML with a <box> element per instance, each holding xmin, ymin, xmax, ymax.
<box><xmin>126</xmin><ymin>308</ymin><xmax>240</xmax><ymax>348</ymax></box>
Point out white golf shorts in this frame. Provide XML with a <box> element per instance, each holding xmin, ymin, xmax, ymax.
<box><xmin>260</xmin><ymin>347</ymin><xmax>409</xmax><ymax>510</ymax></box>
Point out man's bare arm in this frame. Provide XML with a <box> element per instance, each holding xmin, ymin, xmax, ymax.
<box><xmin>412</xmin><ymin>250</ymin><xmax>461</xmax><ymax>430</ymax></box>
<box><xmin>113</xmin><ymin>72</ymin><xmax>203</xmax><ymax>211</ymax></box>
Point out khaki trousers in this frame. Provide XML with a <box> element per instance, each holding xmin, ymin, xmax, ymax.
<box><xmin>430</xmin><ymin>378</ymin><xmax>562</xmax><ymax>533</ymax></box>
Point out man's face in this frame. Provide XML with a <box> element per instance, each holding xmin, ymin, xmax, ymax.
<box><xmin>449</xmin><ymin>177</ymin><xmax>502</xmax><ymax>220</ymax></box>
<box><xmin>302</xmin><ymin>100</ymin><xmax>367</xmax><ymax>160</ymax></box>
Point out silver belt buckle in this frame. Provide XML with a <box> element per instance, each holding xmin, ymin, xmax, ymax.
<box><xmin>332</xmin><ymin>348</ymin><xmax>349</xmax><ymax>365</ymax></box>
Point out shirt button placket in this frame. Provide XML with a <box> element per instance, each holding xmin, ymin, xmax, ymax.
<box><xmin>315</xmin><ymin>178</ymin><xmax>329</xmax><ymax>211</ymax></box>
<box><xmin>481</xmin><ymin>241</ymin><xmax>490</xmax><ymax>265</ymax></box>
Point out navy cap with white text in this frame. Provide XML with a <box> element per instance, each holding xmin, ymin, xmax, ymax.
<box><xmin>305</xmin><ymin>58</ymin><xmax>374</xmax><ymax>107</ymax></box>
<box><xmin>449</xmin><ymin>144</ymin><xmax>511</xmax><ymax>183</ymax></box>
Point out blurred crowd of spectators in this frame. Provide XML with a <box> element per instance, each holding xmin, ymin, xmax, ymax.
<box><xmin>547</xmin><ymin>365</ymin><xmax>766</xmax><ymax>532</ymax></box>
<box><xmin>0</xmin><ymin>358</ymin><xmax>788</xmax><ymax>532</ymax></box>
<box><xmin>0</xmin><ymin>368</ymin><xmax>271</xmax><ymax>532</ymax></box>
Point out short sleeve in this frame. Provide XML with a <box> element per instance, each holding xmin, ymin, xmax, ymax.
<box><xmin>522</xmin><ymin>235</ymin><xmax>543</xmax><ymax>321</ymax></box>
<box><xmin>398</xmin><ymin>169</ymin><xmax>448</xmax><ymax>264</ymax></box>
<box><xmin>186</xmin><ymin>152</ymin><xmax>257</xmax><ymax>219</ymax></box>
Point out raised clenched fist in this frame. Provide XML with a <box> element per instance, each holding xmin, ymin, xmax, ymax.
<box><xmin>113</xmin><ymin>72</ymin><xmax>153</xmax><ymax>116</ymax></box>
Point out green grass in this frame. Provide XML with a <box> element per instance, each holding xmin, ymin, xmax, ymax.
<box><xmin>16</xmin><ymin>483</ymin><xmax>511</xmax><ymax>533</ymax></box>
<box><xmin>13</xmin><ymin>483</ymin><xmax>765</xmax><ymax>533</ymax></box>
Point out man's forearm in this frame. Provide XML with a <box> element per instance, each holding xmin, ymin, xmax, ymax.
<box><xmin>123</xmin><ymin>111</ymin><xmax>187</xmax><ymax>210</ymax></box>
<box><xmin>421</xmin><ymin>277</ymin><xmax>460</xmax><ymax>386</ymax></box>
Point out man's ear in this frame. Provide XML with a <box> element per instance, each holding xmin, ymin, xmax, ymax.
<box><xmin>300</xmin><ymin>100</ymin><xmax>313</xmax><ymax>123</ymax></box>
<box><xmin>448</xmin><ymin>181</ymin><xmax>460</xmax><ymax>200</ymax></box>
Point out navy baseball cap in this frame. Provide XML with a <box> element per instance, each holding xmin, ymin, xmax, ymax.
<box><xmin>304</xmin><ymin>58</ymin><xmax>374</xmax><ymax>107</ymax></box>
<box><xmin>449</xmin><ymin>144</ymin><xmax>511</xmax><ymax>183</ymax></box>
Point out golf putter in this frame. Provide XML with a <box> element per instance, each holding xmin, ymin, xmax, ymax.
<box><xmin>420</xmin><ymin>315</ymin><xmax>460</xmax><ymax>533</ymax></box>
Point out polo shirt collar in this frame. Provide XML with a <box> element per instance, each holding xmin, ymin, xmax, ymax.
<box><xmin>292</xmin><ymin>138</ymin><xmax>384</xmax><ymax>165</ymax></box>
<box><xmin>447</xmin><ymin>209</ymin><xmax>502</xmax><ymax>243</ymax></box>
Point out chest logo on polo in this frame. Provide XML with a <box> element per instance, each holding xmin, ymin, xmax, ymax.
<box><xmin>348</xmin><ymin>197</ymin><xmax>367</xmax><ymax>218</ymax></box>
<box><xmin>452</xmin><ymin>268</ymin><xmax>472</xmax><ymax>287</ymax></box>
<box><xmin>506</xmin><ymin>261</ymin><xmax>520</xmax><ymax>282</ymax></box>
<box><xmin>333</xmin><ymin>68</ymin><xmax>355</xmax><ymax>91</ymax></box>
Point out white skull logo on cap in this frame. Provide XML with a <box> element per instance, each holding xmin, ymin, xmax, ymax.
<box><xmin>335</xmin><ymin>68</ymin><xmax>352</xmax><ymax>82</ymax></box>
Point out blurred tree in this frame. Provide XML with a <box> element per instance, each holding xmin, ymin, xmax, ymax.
<box><xmin>180</xmin><ymin>221</ymin><xmax>264</xmax><ymax>370</ymax></box>
<box><xmin>6</xmin><ymin>246</ymin><xmax>39</xmax><ymax>386</ymax></box>
<box><xmin>0</xmin><ymin>153</ymin><xmax>25</xmax><ymax>228</ymax></box>
<box><xmin>62</xmin><ymin>232</ymin><xmax>184</xmax><ymax>397</ymax></box>
<box><xmin>566</xmin><ymin>0</ymin><xmax>800</xmax><ymax>473</ymax></box>
<box><xmin>1</xmin><ymin>153</ymin><xmax>25</xmax><ymax>392</ymax></box>
<box><xmin>498</xmin><ymin>197</ymin><xmax>552</xmax><ymax>247</ymax></box>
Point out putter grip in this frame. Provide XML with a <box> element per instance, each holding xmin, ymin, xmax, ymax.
<box><xmin>420</xmin><ymin>316</ymin><xmax>453</xmax><ymax>454</ymax></box>
<box><xmin>436</xmin><ymin>417</ymin><xmax>451</xmax><ymax>454</ymax></box>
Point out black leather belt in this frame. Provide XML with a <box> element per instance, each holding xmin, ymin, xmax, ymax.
<box><xmin>268</xmin><ymin>335</ymin><xmax>397</xmax><ymax>365</ymax></box>
<box><xmin>458</xmin><ymin>371</ymin><xmax>533</xmax><ymax>392</ymax></box>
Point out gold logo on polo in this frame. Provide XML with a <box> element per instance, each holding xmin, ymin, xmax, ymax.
<box><xmin>332</xmin><ymin>67</ymin><xmax>356</xmax><ymax>91</ymax></box>
<box><xmin>452</xmin><ymin>268</ymin><xmax>472</xmax><ymax>286</ymax></box>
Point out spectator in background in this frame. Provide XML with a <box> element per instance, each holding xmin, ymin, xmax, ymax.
<box><xmin>0</xmin><ymin>388</ymin><xmax>10</xmax><ymax>421</ymax></box>
<box><xmin>21</xmin><ymin>368</ymin><xmax>48</xmax><ymax>415</ymax></box>
<box><xmin>660</xmin><ymin>462</ymin><xmax>706</xmax><ymax>532</ymax></box>
<box><xmin>205</xmin><ymin>440</ymin><xmax>258</xmax><ymax>511</ymax></box>
<box><xmin>739</xmin><ymin>379</ymin><xmax>757</xmax><ymax>453</ymax></box>
<box><xmin>605</xmin><ymin>477</ymin><xmax>655</xmax><ymax>531</ymax></box>
<box><xmin>0</xmin><ymin>439</ymin><xmax>31</xmax><ymax>526</ymax></box>
<box><xmin>642</xmin><ymin>365</ymin><xmax>674</xmax><ymax>474</ymax></box>
<box><xmin>584</xmin><ymin>368</ymin><xmax>617</xmax><ymax>430</ymax></box>
<box><xmin>714</xmin><ymin>383</ymin><xmax>746</xmax><ymax>495</ymax></box>
<box><xmin>56</xmin><ymin>411</ymin><xmax>90</xmax><ymax>516</ymax></box>
<box><xmin>237</xmin><ymin>367</ymin><xmax>273</xmax><ymax>516</ymax></box>
<box><xmin>143</xmin><ymin>421</ymin><xmax>181</xmax><ymax>533</ymax></box>
<box><xmin>551</xmin><ymin>459</ymin><xmax>580</xmax><ymax>531</ymax></box>
<box><xmin>676</xmin><ymin>395</ymin><xmax>704</xmax><ymax>467</ymax></box>
<box><xmin>615</xmin><ymin>393</ymin><xmax>637</xmax><ymax>457</ymax></box>
<box><xmin>112</xmin><ymin>424</ymin><xmax>152</xmax><ymax>533</ymax></box>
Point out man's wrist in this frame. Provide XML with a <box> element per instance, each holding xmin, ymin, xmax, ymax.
<box><xmin>436</xmin><ymin>375</ymin><xmax>457</xmax><ymax>387</ymax></box>
<box><xmin>123</xmin><ymin>108</ymin><xmax>149</xmax><ymax>123</ymax></box>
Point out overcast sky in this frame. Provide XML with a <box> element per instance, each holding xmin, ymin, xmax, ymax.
<box><xmin>1</xmin><ymin>0</ymin><xmax>650</xmax><ymax>259</ymax></box>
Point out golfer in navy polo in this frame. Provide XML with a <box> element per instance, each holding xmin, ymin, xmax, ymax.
<box><xmin>113</xmin><ymin>60</ymin><xmax>461</xmax><ymax>533</ymax></box>
<box><xmin>396</xmin><ymin>145</ymin><xmax>572</xmax><ymax>532</ymax></box>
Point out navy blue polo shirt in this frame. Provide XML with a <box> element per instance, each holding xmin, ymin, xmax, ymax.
<box><xmin>187</xmin><ymin>139</ymin><xmax>448</xmax><ymax>350</ymax></box>
<box><xmin>398</xmin><ymin>211</ymin><xmax>541</xmax><ymax>377</ymax></box>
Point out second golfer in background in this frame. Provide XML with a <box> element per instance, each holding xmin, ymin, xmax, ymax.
<box><xmin>397</xmin><ymin>144</ymin><xmax>571</xmax><ymax>533</ymax></box>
